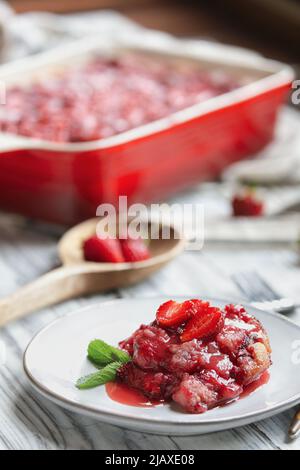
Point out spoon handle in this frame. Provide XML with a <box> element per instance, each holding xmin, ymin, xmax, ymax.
<box><xmin>0</xmin><ymin>265</ymin><xmax>98</xmax><ymax>327</ymax></box>
<box><xmin>289</xmin><ymin>408</ymin><xmax>300</xmax><ymax>440</ymax></box>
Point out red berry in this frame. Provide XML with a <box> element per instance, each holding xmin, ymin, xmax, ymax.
<box><xmin>180</xmin><ymin>303</ymin><xmax>224</xmax><ymax>342</ymax></box>
<box><xmin>120</xmin><ymin>237</ymin><xmax>150</xmax><ymax>262</ymax></box>
<box><xmin>232</xmin><ymin>191</ymin><xmax>264</xmax><ymax>217</ymax></box>
<box><xmin>156</xmin><ymin>299</ymin><xmax>203</xmax><ymax>327</ymax></box>
<box><xmin>83</xmin><ymin>235</ymin><xmax>124</xmax><ymax>263</ymax></box>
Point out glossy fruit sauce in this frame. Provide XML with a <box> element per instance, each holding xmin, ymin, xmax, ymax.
<box><xmin>105</xmin><ymin>382</ymin><xmax>162</xmax><ymax>408</ymax></box>
<box><xmin>106</xmin><ymin>371</ymin><xmax>270</xmax><ymax>409</ymax></box>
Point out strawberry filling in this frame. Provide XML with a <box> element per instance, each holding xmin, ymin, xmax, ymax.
<box><xmin>0</xmin><ymin>56</ymin><xmax>240</xmax><ymax>143</ymax></box>
<box><xmin>117</xmin><ymin>299</ymin><xmax>272</xmax><ymax>414</ymax></box>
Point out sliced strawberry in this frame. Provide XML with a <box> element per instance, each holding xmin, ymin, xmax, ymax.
<box><xmin>180</xmin><ymin>303</ymin><xmax>224</xmax><ymax>342</ymax></box>
<box><xmin>83</xmin><ymin>235</ymin><xmax>125</xmax><ymax>263</ymax></box>
<box><xmin>156</xmin><ymin>299</ymin><xmax>202</xmax><ymax>327</ymax></box>
<box><xmin>120</xmin><ymin>237</ymin><xmax>150</xmax><ymax>262</ymax></box>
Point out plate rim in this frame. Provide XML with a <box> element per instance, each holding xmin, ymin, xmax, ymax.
<box><xmin>23</xmin><ymin>297</ymin><xmax>300</xmax><ymax>427</ymax></box>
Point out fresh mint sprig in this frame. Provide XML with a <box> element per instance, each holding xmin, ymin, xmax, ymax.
<box><xmin>76</xmin><ymin>339</ymin><xmax>131</xmax><ymax>390</ymax></box>
<box><xmin>76</xmin><ymin>361</ymin><xmax>123</xmax><ymax>389</ymax></box>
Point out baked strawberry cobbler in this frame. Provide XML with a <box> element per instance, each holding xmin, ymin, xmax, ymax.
<box><xmin>0</xmin><ymin>55</ymin><xmax>240</xmax><ymax>143</ymax></box>
<box><xmin>117</xmin><ymin>300</ymin><xmax>272</xmax><ymax>413</ymax></box>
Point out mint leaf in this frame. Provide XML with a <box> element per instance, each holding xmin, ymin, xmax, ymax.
<box><xmin>87</xmin><ymin>339</ymin><xmax>130</xmax><ymax>366</ymax></box>
<box><xmin>76</xmin><ymin>339</ymin><xmax>132</xmax><ymax>390</ymax></box>
<box><xmin>76</xmin><ymin>362</ymin><xmax>122</xmax><ymax>390</ymax></box>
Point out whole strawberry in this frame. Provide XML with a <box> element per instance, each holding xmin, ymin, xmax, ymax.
<box><xmin>232</xmin><ymin>188</ymin><xmax>264</xmax><ymax>217</ymax></box>
<box><xmin>83</xmin><ymin>235</ymin><xmax>125</xmax><ymax>263</ymax></box>
<box><xmin>120</xmin><ymin>237</ymin><xmax>151</xmax><ymax>262</ymax></box>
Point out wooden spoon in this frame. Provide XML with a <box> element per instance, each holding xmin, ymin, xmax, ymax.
<box><xmin>0</xmin><ymin>218</ymin><xmax>185</xmax><ymax>327</ymax></box>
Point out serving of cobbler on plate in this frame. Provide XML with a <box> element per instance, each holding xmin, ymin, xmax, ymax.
<box><xmin>77</xmin><ymin>299</ymin><xmax>272</xmax><ymax>414</ymax></box>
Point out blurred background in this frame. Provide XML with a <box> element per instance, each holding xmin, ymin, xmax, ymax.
<box><xmin>1</xmin><ymin>0</ymin><xmax>300</xmax><ymax>68</ymax></box>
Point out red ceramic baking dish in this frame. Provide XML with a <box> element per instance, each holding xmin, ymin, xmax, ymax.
<box><xmin>0</xmin><ymin>33</ymin><xmax>294</xmax><ymax>225</ymax></box>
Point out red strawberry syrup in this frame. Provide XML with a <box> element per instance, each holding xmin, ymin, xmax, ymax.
<box><xmin>105</xmin><ymin>382</ymin><xmax>163</xmax><ymax>408</ymax></box>
<box><xmin>105</xmin><ymin>371</ymin><xmax>270</xmax><ymax>409</ymax></box>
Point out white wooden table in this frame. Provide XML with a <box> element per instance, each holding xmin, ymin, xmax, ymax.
<box><xmin>0</xmin><ymin>208</ymin><xmax>299</xmax><ymax>450</ymax></box>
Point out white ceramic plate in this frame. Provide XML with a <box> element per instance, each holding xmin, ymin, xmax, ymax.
<box><xmin>24</xmin><ymin>298</ymin><xmax>300</xmax><ymax>435</ymax></box>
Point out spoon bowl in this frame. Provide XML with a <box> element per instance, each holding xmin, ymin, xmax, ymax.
<box><xmin>0</xmin><ymin>217</ymin><xmax>185</xmax><ymax>327</ymax></box>
<box><xmin>58</xmin><ymin>217</ymin><xmax>185</xmax><ymax>291</ymax></box>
